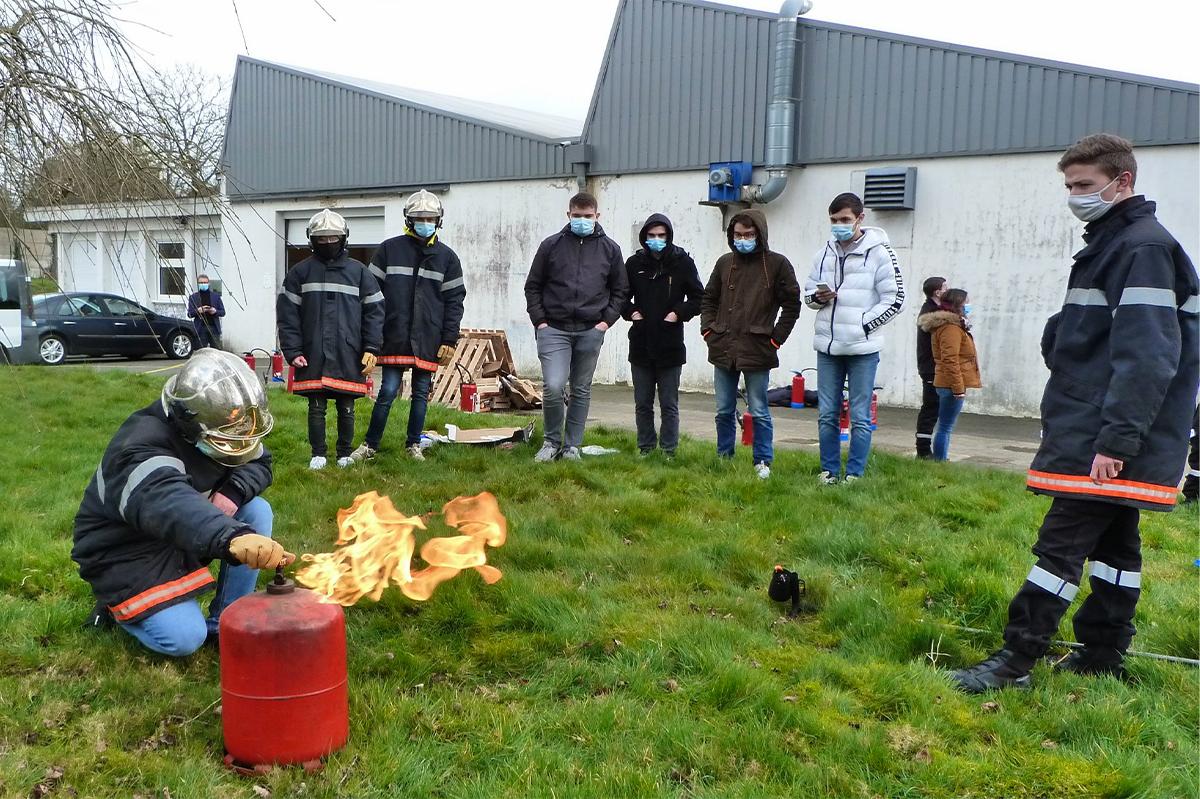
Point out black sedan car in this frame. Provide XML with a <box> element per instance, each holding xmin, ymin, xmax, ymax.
<box><xmin>31</xmin><ymin>292</ymin><xmax>196</xmax><ymax>364</ymax></box>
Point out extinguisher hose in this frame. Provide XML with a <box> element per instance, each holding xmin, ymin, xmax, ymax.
<box><xmin>455</xmin><ymin>363</ymin><xmax>475</xmax><ymax>385</ymax></box>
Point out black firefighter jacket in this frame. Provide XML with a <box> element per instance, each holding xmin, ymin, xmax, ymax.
<box><xmin>1029</xmin><ymin>196</ymin><xmax>1199</xmax><ymax>511</ymax></box>
<box><xmin>71</xmin><ymin>402</ymin><xmax>273</xmax><ymax>623</ymax></box>
<box><xmin>620</xmin><ymin>213</ymin><xmax>703</xmax><ymax>368</ymax></box>
<box><xmin>277</xmin><ymin>253</ymin><xmax>384</xmax><ymax>396</ymax></box>
<box><xmin>368</xmin><ymin>231</ymin><xmax>466</xmax><ymax>372</ymax></box>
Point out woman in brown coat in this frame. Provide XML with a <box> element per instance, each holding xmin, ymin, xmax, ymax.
<box><xmin>917</xmin><ymin>288</ymin><xmax>981</xmax><ymax>460</ymax></box>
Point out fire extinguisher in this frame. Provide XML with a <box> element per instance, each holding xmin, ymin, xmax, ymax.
<box><xmin>741</xmin><ymin>411</ymin><xmax>754</xmax><ymax>446</ymax></box>
<box><xmin>870</xmin><ymin>387</ymin><xmax>880</xmax><ymax>430</ymax></box>
<box><xmin>270</xmin><ymin>350</ymin><xmax>285</xmax><ymax>382</ymax></box>
<box><xmin>241</xmin><ymin>352</ymin><xmax>256</xmax><ymax>371</ymax></box>
<box><xmin>456</xmin><ymin>364</ymin><xmax>479</xmax><ymax>412</ymax></box>
<box><xmin>839</xmin><ymin>396</ymin><xmax>850</xmax><ymax>442</ymax></box>
<box><xmin>791</xmin><ymin>368</ymin><xmax>816</xmax><ymax>408</ymax></box>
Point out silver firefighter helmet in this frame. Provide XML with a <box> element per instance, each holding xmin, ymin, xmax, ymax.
<box><xmin>161</xmin><ymin>348</ymin><xmax>273</xmax><ymax>466</ymax></box>
<box><xmin>305</xmin><ymin>208</ymin><xmax>349</xmax><ymax>239</ymax></box>
<box><xmin>403</xmin><ymin>189</ymin><xmax>443</xmax><ymax>220</ymax></box>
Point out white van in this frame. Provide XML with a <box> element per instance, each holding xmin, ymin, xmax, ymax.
<box><xmin>0</xmin><ymin>259</ymin><xmax>39</xmax><ymax>364</ymax></box>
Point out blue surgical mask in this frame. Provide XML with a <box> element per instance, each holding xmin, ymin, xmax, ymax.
<box><xmin>831</xmin><ymin>224</ymin><xmax>855</xmax><ymax>242</ymax></box>
<box><xmin>1067</xmin><ymin>175</ymin><xmax>1121</xmax><ymax>223</ymax></box>
<box><xmin>733</xmin><ymin>238</ymin><xmax>757</xmax><ymax>254</ymax></box>
<box><xmin>962</xmin><ymin>304</ymin><xmax>972</xmax><ymax>316</ymax></box>
<box><xmin>569</xmin><ymin>217</ymin><xmax>595</xmax><ymax>236</ymax></box>
<box><xmin>413</xmin><ymin>221</ymin><xmax>437</xmax><ymax>239</ymax></box>
<box><xmin>645</xmin><ymin>238</ymin><xmax>667</xmax><ymax>253</ymax></box>
<box><xmin>197</xmin><ymin>283</ymin><xmax>210</xmax><ymax>291</ymax></box>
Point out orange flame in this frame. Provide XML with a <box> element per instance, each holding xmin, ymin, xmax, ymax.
<box><xmin>294</xmin><ymin>491</ymin><xmax>507</xmax><ymax>606</ymax></box>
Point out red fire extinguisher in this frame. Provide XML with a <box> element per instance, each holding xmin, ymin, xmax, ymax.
<box><xmin>870</xmin><ymin>387</ymin><xmax>880</xmax><ymax>430</ymax></box>
<box><xmin>839</xmin><ymin>397</ymin><xmax>851</xmax><ymax>441</ymax></box>
<box><xmin>457</xmin><ymin>364</ymin><xmax>479</xmax><ymax>412</ymax></box>
<box><xmin>242</xmin><ymin>352</ymin><xmax>256</xmax><ymax>371</ymax></box>
<box><xmin>220</xmin><ymin>569</ymin><xmax>348</xmax><ymax>773</ymax></box>
<box><xmin>741</xmin><ymin>411</ymin><xmax>754</xmax><ymax>446</ymax></box>
<box><xmin>791</xmin><ymin>368</ymin><xmax>816</xmax><ymax>408</ymax></box>
<box><xmin>270</xmin><ymin>350</ymin><xmax>285</xmax><ymax>382</ymax></box>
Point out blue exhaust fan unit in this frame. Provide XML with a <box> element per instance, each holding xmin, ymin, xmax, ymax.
<box><xmin>707</xmin><ymin>161</ymin><xmax>753</xmax><ymax>203</ymax></box>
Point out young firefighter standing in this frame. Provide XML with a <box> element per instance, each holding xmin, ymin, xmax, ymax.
<box><xmin>350</xmin><ymin>190</ymin><xmax>466</xmax><ymax>463</ymax></box>
<box><xmin>620</xmin><ymin>213</ymin><xmax>703</xmax><ymax>458</ymax></box>
<box><xmin>277</xmin><ymin>209</ymin><xmax>384</xmax><ymax>469</ymax></box>
<box><xmin>951</xmin><ymin>134</ymin><xmax>1199</xmax><ymax>692</ymax></box>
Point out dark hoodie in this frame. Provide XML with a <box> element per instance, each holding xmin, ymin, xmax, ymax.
<box><xmin>700</xmin><ymin>209</ymin><xmax>801</xmax><ymax>371</ymax></box>
<box><xmin>620</xmin><ymin>213</ymin><xmax>704</xmax><ymax>368</ymax></box>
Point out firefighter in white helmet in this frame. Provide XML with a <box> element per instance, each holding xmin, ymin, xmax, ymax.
<box><xmin>73</xmin><ymin>349</ymin><xmax>294</xmax><ymax>656</ymax></box>
<box><xmin>349</xmin><ymin>189</ymin><xmax>466</xmax><ymax>463</ymax></box>
<box><xmin>277</xmin><ymin>208</ymin><xmax>384</xmax><ymax>469</ymax></box>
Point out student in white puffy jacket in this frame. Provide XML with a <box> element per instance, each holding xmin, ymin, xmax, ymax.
<box><xmin>803</xmin><ymin>192</ymin><xmax>905</xmax><ymax>484</ymax></box>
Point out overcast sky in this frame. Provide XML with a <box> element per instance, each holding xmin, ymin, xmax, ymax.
<box><xmin>117</xmin><ymin>0</ymin><xmax>1199</xmax><ymax>122</ymax></box>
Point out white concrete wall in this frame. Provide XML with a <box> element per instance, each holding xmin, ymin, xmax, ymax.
<box><xmin>221</xmin><ymin>144</ymin><xmax>1198</xmax><ymax>417</ymax></box>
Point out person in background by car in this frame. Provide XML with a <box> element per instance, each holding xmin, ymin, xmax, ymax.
<box><xmin>620</xmin><ymin>213</ymin><xmax>703</xmax><ymax>459</ymax></box>
<box><xmin>915</xmin><ymin>276</ymin><xmax>947</xmax><ymax>458</ymax></box>
<box><xmin>1183</xmin><ymin>407</ymin><xmax>1199</xmax><ymax>503</ymax></box>
<box><xmin>186</xmin><ymin>273</ymin><xmax>225</xmax><ymax>350</ymax></box>
<box><xmin>918</xmin><ymin>288</ymin><xmax>981</xmax><ymax>461</ymax></box>
<box><xmin>74</xmin><ymin>349</ymin><xmax>293</xmax><ymax>657</ymax></box>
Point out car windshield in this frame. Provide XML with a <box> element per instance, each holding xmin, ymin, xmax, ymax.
<box><xmin>0</xmin><ymin>267</ymin><xmax>22</xmax><ymax>311</ymax></box>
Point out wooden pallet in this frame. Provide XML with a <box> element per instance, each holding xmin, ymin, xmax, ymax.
<box><xmin>430</xmin><ymin>337</ymin><xmax>495</xmax><ymax>407</ymax></box>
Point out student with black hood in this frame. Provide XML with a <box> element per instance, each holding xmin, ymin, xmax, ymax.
<box><xmin>620</xmin><ymin>213</ymin><xmax>703</xmax><ymax>458</ymax></box>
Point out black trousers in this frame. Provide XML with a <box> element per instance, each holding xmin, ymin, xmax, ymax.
<box><xmin>631</xmin><ymin>362</ymin><xmax>682</xmax><ymax>454</ymax></box>
<box><xmin>307</xmin><ymin>393</ymin><xmax>356</xmax><ymax>458</ymax></box>
<box><xmin>1183</xmin><ymin>406</ymin><xmax>1199</xmax><ymax>501</ymax></box>
<box><xmin>195</xmin><ymin>326</ymin><xmax>222</xmax><ymax>350</ymax></box>
<box><xmin>915</xmin><ymin>377</ymin><xmax>938</xmax><ymax>455</ymax></box>
<box><xmin>1003</xmin><ymin>497</ymin><xmax>1141</xmax><ymax>659</ymax></box>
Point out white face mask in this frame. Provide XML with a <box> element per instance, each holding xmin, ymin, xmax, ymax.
<box><xmin>1067</xmin><ymin>175</ymin><xmax>1121</xmax><ymax>223</ymax></box>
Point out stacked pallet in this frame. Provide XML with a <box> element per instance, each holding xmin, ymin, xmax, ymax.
<box><xmin>429</xmin><ymin>329</ymin><xmax>542</xmax><ymax>411</ymax></box>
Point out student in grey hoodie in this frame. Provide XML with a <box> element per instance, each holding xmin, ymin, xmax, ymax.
<box><xmin>804</xmin><ymin>192</ymin><xmax>905</xmax><ymax>485</ymax></box>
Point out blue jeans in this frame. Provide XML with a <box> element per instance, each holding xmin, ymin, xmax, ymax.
<box><xmin>118</xmin><ymin>497</ymin><xmax>273</xmax><ymax>657</ymax></box>
<box><xmin>714</xmin><ymin>367</ymin><xmax>772</xmax><ymax>465</ymax></box>
<box><xmin>933</xmin><ymin>387</ymin><xmax>966</xmax><ymax>461</ymax></box>
<box><xmin>817</xmin><ymin>351</ymin><xmax>880</xmax><ymax>477</ymax></box>
<box><xmin>364</xmin><ymin>366</ymin><xmax>434</xmax><ymax>449</ymax></box>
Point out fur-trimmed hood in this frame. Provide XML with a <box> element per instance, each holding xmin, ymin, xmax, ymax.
<box><xmin>918</xmin><ymin>309</ymin><xmax>965</xmax><ymax>333</ymax></box>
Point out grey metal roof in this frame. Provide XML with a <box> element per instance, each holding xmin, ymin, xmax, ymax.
<box><xmin>582</xmin><ymin>0</ymin><xmax>1200</xmax><ymax>173</ymax></box>
<box><xmin>221</xmin><ymin>57</ymin><xmax>574</xmax><ymax>199</ymax></box>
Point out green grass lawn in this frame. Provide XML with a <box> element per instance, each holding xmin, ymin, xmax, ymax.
<box><xmin>1</xmin><ymin>367</ymin><xmax>1196</xmax><ymax>799</ymax></box>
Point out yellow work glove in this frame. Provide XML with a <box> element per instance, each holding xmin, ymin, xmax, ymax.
<box><xmin>228</xmin><ymin>533</ymin><xmax>295</xmax><ymax>569</ymax></box>
<box><xmin>361</xmin><ymin>352</ymin><xmax>378</xmax><ymax>375</ymax></box>
<box><xmin>437</xmin><ymin>344</ymin><xmax>456</xmax><ymax>365</ymax></box>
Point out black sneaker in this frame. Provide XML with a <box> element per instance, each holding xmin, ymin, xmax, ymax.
<box><xmin>1052</xmin><ymin>647</ymin><xmax>1126</xmax><ymax>679</ymax></box>
<box><xmin>950</xmin><ymin>648</ymin><xmax>1034</xmax><ymax>693</ymax></box>
<box><xmin>84</xmin><ymin>602</ymin><xmax>114</xmax><ymax>630</ymax></box>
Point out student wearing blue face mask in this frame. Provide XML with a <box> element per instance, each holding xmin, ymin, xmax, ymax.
<box><xmin>620</xmin><ymin>213</ymin><xmax>703</xmax><ymax>458</ymax></box>
<box><xmin>700</xmin><ymin>210</ymin><xmax>801</xmax><ymax>480</ymax></box>
<box><xmin>349</xmin><ymin>189</ymin><xmax>466</xmax><ymax>464</ymax></box>
<box><xmin>917</xmin><ymin>288</ymin><xmax>980</xmax><ymax>461</ymax></box>
<box><xmin>804</xmin><ymin>192</ymin><xmax>905</xmax><ymax>485</ymax></box>
<box><xmin>525</xmin><ymin>191</ymin><xmax>629</xmax><ymax>462</ymax></box>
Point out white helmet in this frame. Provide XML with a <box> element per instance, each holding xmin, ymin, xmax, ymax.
<box><xmin>306</xmin><ymin>208</ymin><xmax>349</xmax><ymax>239</ymax></box>
<box><xmin>162</xmin><ymin>349</ymin><xmax>273</xmax><ymax>466</ymax></box>
<box><xmin>403</xmin><ymin>189</ymin><xmax>443</xmax><ymax>220</ymax></box>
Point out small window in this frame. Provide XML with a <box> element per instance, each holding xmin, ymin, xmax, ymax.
<box><xmin>157</xmin><ymin>242</ymin><xmax>185</xmax><ymax>260</ymax></box>
<box><xmin>0</xmin><ymin>269</ymin><xmax>21</xmax><ymax>310</ymax></box>
<box><xmin>52</xmin><ymin>297</ymin><xmax>77</xmax><ymax>317</ymax></box>
<box><xmin>154</xmin><ymin>240</ymin><xmax>187</xmax><ymax>297</ymax></box>
<box><xmin>74</xmin><ymin>296</ymin><xmax>105</xmax><ymax>317</ymax></box>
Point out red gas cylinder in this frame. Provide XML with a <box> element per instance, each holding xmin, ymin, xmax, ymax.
<box><xmin>741</xmin><ymin>411</ymin><xmax>754</xmax><ymax>446</ymax></box>
<box><xmin>219</xmin><ymin>572</ymin><xmax>348</xmax><ymax>773</ymax></box>
<box><xmin>790</xmin><ymin>372</ymin><xmax>805</xmax><ymax>409</ymax></box>
<box><xmin>460</xmin><ymin>381</ymin><xmax>479</xmax><ymax>412</ymax></box>
<box><xmin>270</xmin><ymin>350</ymin><xmax>285</xmax><ymax>382</ymax></box>
<box><xmin>839</xmin><ymin>398</ymin><xmax>851</xmax><ymax>442</ymax></box>
<box><xmin>242</xmin><ymin>352</ymin><xmax>257</xmax><ymax>371</ymax></box>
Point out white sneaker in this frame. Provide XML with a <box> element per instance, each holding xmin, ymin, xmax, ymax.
<box><xmin>844</xmin><ymin>474</ymin><xmax>861</xmax><ymax>484</ymax></box>
<box><xmin>534</xmin><ymin>443</ymin><xmax>559</xmax><ymax>463</ymax></box>
<box><xmin>336</xmin><ymin>456</ymin><xmax>353</xmax><ymax>468</ymax></box>
<box><xmin>560</xmin><ymin>446</ymin><xmax>582</xmax><ymax>461</ymax></box>
<box><xmin>818</xmin><ymin>470</ymin><xmax>839</xmax><ymax>485</ymax></box>
<box><xmin>406</xmin><ymin>444</ymin><xmax>426</xmax><ymax>461</ymax></box>
<box><xmin>754</xmin><ymin>462</ymin><xmax>771</xmax><ymax>480</ymax></box>
<box><xmin>349</xmin><ymin>443</ymin><xmax>376</xmax><ymax>463</ymax></box>
<box><xmin>309</xmin><ymin>456</ymin><xmax>327</xmax><ymax>470</ymax></box>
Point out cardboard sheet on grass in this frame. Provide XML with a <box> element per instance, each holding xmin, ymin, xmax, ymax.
<box><xmin>444</xmin><ymin>421</ymin><xmax>535</xmax><ymax>446</ymax></box>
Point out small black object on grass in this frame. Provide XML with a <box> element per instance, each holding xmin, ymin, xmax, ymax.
<box><xmin>768</xmin><ymin>565</ymin><xmax>805</xmax><ymax>617</ymax></box>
